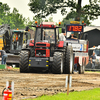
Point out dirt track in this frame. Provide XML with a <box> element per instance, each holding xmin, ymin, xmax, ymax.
<box><xmin>0</xmin><ymin>69</ymin><xmax>100</xmax><ymax>100</ymax></box>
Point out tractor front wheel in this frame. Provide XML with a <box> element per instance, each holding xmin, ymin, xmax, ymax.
<box><xmin>19</xmin><ymin>50</ymin><xmax>29</xmax><ymax>73</ymax></box>
<box><xmin>65</xmin><ymin>45</ymin><xmax>74</xmax><ymax>74</ymax></box>
<box><xmin>52</xmin><ymin>52</ymin><xmax>64</xmax><ymax>74</ymax></box>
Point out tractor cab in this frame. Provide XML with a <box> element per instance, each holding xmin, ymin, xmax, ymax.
<box><xmin>35</xmin><ymin>27</ymin><xmax>55</xmax><ymax>43</ymax></box>
<box><xmin>66</xmin><ymin>21</ymin><xmax>86</xmax><ymax>40</ymax></box>
<box><xmin>6</xmin><ymin>29</ymin><xmax>31</xmax><ymax>66</ymax></box>
<box><xmin>29</xmin><ymin>22</ymin><xmax>60</xmax><ymax>57</ymax></box>
<box><xmin>10</xmin><ymin>29</ymin><xmax>31</xmax><ymax>54</ymax></box>
<box><xmin>65</xmin><ymin>21</ymin><xmax>88</xmax><ymax>52</ymax></box>
<box><xmin>34</xmin><ymin>22</ymin><xmax>59</xmax><ymax>46</ymax></box>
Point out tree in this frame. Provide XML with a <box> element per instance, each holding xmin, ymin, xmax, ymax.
<box><xmin>0</xmin><ymin>2</ymin><xmax>26</xmax><ymax>29</ymax></box>
<box><xmin>0</xmin><ymin>2</ymin><xmax>10</xmax><ymax>19</ymax></box>
<box><xmin>9</xmin><ymin>8</ymin><xmax>25</xmax><ymax>29</ymax></box>
<box><xmin>28</xmin><ymin>0</ymin><xmax>100</xmax><ymax>25</ymax></box>
<box><xmin>25</xmin><ymin>17</ymin><xmax>33</xmax><ymax>25</ymax></box>
<box><xmin>64</xmin><ymin>11</ymin><xmax>91</xmax><ymax>25</ymax></box>
<box><xmin>2</xmin><ymin>8</ymin><xmax>25</xmax><ymax>29</ymax></box>
<box><xmin>48</xmin><ymin>17</ymin><xmax>53</xmax><ymax>22</ymax></box>
<box><xmin>61</xmin><ymin>18</ymin><xmax>74</xmax><ymax>27</ymax></box>
<box><xmin>25</xmin><ymin>16</ymin><xmax>54</xmax><ymax>26</ymax></box>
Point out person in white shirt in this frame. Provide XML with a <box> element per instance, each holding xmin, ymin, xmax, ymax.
<box><xmin>59</xmin><ymin>28</ymin><xmax>66</xmax><ymax>41</ymax></box>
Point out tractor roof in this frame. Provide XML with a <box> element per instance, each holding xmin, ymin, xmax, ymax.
<box><xmin>12</xmin><ymin>30</ymin><xmax>29</xmax><ymax>33</ymax></box>
<box><xmin>36</xmin><ymin>22</ymin><xmax>56</xmax><ymax>28</ymax></box>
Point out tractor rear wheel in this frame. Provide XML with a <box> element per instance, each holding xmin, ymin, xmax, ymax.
<box><xmin>19</xmin><ymin>50</ymin><xmax>29</xmax><ymax>73</ymax></box>
<box><xmin>65</xmin><ymin>45</ymin><xmax>74</xmax><ymax>74</ymax></box>
<box><xmin>52</xmin><ymin>52</ymin><xmax>64</xmax><ymax>74</ymax></box>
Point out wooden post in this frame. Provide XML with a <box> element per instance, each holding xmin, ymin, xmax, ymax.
<box><xmin>67</xmin><ymin>74</ymin><xmax>70</xmax><ymax>95</ymax></box>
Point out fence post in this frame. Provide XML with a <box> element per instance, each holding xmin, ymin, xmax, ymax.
<box><xmin>67</xmin><ymin>74</ymin><xmax>70</xmax><ymax>95</ymax></box>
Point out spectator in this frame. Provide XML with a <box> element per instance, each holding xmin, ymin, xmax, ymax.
<box><xmin>90</xmin><ymin>52</ymin><xmax>96</xmax><ymax>69</ymax></box>
<box><xmin>59</xmin><ymin>28</ymin><xmax>66</xmax><ymax>41</ymax></box>
<box><xmin>0</xmin><ymin>50</ymin><xmax>8</xmax><ymax>64</ymax></box>
<box><xmin>68</xmin><ymin>32</ymin><xmax>78</xmax><ymax>40</ymax></box>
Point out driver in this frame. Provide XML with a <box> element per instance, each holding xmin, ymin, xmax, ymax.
<box><xmin>68</xmin><ymin>32</ymin><xmax>78</xmax><ymax>40</ymax></box>
<box><xmin>59</xmin><ymin>28</ymin><xmax>66</xmax><ymax>41</ymax></box>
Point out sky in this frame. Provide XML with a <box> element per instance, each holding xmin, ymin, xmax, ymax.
<box><xmin>0</xmin><ymin>0</ymin><xmax>100</xmax><ymax>26</ymax></box>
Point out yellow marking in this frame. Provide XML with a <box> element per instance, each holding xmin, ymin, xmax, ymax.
<box><xmin>46</xmin><ymin>65</ymin><xmax>48</xmax><ymax>67</ymax></box>
<box><xmin>29</xmin><ymin>60</ymin><xmax>31</xmax><ymax>62</ymax></box>
<box><xmin>29</xmin><ymin>64</ymin><xmax>31</xmax><ymax>66</ymax></box>
<box><xmin>46</xmin><ymin>61</ymin><xmax>49</xmax><ymax>62</ymax></box>
<box><xmin>9</xmin><ymin>94</ymin><xmax>12</xmax><ymax>97</ymax></box>
<box><xmin>8</xmin><ymin>98</ymin><xmax>12</xmax><ymax>100</ymax></box>
<box><xmin>70</xmin><ymin>21</ymin><xmax>80</xmax><ymax>24</ymax></box>
<box><xmin>84</xmin><ymin>44</ymin><xmax>86</xmax><ymax>49</ymax></box>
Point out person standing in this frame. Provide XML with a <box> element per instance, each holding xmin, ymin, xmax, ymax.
<box><xmin>0</xmin><ymin>50</ymin><xmax>8</xmax><ymax>64</ymax></box>
<box><xmin>90</xmin><ymin>52</ymin><xmax>96</xmax><ymax>69</ymax></box>
<box><xmin>59</xmin><ymin>28</ymin><xmax>66</xmax><ymax>41</ymax></box>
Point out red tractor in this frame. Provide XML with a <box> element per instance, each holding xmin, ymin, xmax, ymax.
<box><xmin>19</xmin><ymin>22</ymin><xmax>74</xmax><ymax>74</ymax></box>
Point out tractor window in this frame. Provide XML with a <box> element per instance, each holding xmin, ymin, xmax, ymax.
<box><xmin>11</xmin><ymin>33</ymin><xmax>23</xmax><ymax>50</ymax></box>
<box><xmin>36</xmin><ymin>28</ymin><xmax>55</xmax><ymax>43</ymax></box>
<box><xmin>56</xmin><ymin>28</ymin><xmax>59</xmax><ymax>42</ymax></box>
<box><xmin>25</xmin><ymin>33</ymin><xmax>28</xmax><ymax>42</ymax></box>
<box><xmin>28</xmin><ymin>33</ymin><xmax>31</xmax><ymax>39</ymax></box>
<box><xmin>36</xmin><ymin>28</ymin><xmax>42</xmax><ymax>42</ymax></box>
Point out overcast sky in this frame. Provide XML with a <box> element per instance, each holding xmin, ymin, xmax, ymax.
<box><xmin>0</xmin><ymin>0</ymin><xmax>100</xmax><ymax>26</ymax></box>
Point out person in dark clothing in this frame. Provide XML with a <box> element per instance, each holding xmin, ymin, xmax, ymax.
<box><xmin>90</xmin><ymin>52</ymin><xmax>96</xmax><ymax>69</ymax></box>
<box><xmin>0</xmin><ymin>50</ymin><xmax>8</xmax><ymax>64</ymax></box>
<box><xmin>68</xmin><ymin>32</ymin><xmax>78</xmax><ymax>40</ymax></box>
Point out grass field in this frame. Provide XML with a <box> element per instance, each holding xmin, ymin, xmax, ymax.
<box><xmin>25</xmin><ymin>88</ymin><xmax>100</xmax><ymax>100</ymax></box>
<box><xmin>85</xmin><ymin>71</ymin><xmax>100</xmax><ymax>73</ymax></box>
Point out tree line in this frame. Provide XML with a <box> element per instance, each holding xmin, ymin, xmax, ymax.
<box><xmin>1</xmin><ymin>0</ymin><xmax>100</xmax><ymax>29</ymax></box>
<box><xmin>0</xmin><ymin>2</ymin><xmax>54</xmax><ymax>29</ymax></box>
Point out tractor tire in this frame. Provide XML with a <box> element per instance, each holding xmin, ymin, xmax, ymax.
<box><xmin>65</xmin><ymin>45</ymin><xmax>74</xmax><ymax>74</ymax></box>
<box><xmin>52</xmin><ymin>52</ymin><xmax>64</xmax><ymax>74</ymax></box>
<box><xmin>19</xmin><ymin>50</ymin><xmax>29</xmax><ymax>73</ymax></box>
<box><xmin>29</xmin><ymin>47</ymin><xmax>35</xmax><ymax>57</ymax></box>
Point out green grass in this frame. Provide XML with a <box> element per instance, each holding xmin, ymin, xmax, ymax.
<box><xmin>85</xmin><ymin>71</ymin><xmax>100</xmax><ymax>73</ymax></box>
<box><xmin>25</xmin><ymin>88</ymin><xmax>100</xmax><ymax>100</ymax></box>
<box><xmin>13</xmin><ymin>67</ymin><xmax>19</xmax><ymax>69</ymax></box>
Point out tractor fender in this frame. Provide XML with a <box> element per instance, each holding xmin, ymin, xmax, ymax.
<box><xmin>21</xmin><ymin>48</ymin><xmax>31</xmax><ymax>55</ymax></box>
<box><xmin>58</xmin><ymin>41</ymin><xmax>66</xmax><ymax>48</ymax></box>
<box><xmin>21</xmin><ymin>48</ymin><xmax>31</xmax><ymax>51</ymax></box>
